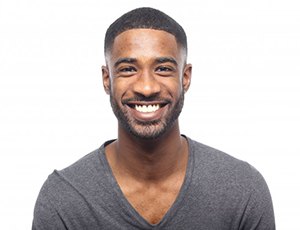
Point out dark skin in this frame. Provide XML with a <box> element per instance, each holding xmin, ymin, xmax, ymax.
<box><xmin>102</xmin><ymin>29</ymin><xmax>192</xmax><ymax>224</ymax></box>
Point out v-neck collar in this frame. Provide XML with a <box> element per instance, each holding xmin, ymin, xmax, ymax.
<box><xmin>98</xmin><ymin>136</ymin><xmax>195</xmax><ymax>229</ymax></box>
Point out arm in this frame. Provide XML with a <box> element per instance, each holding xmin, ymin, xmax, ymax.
<box><xmin>239</xmin><ymin>167</ymin><xmax>276</xmax><ymax>230</ymax></box>
<box><xmin>32</xmin><ymin>180</ymin><xmax>67</xmax><ymax>230</ymax></box>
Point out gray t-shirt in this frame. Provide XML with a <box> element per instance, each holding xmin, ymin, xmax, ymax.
<box><xmin>32</xmin><ymin>137</ymin><xmax>275</xmax><ymax>229</ymax></box>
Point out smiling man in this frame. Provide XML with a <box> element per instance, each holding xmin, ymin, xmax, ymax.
<box><xmin>32</xmin><ymin>7</ymin><xmax>275</xmax><ymax>230</ymax></box>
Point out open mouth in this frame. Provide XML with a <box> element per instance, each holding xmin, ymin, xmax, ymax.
<box><xmin>126</xmin><ymin>102</ymin><xmax>168</xmax><ymax>113</ymax></box>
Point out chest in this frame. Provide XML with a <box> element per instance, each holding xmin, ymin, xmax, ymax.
<box><xmin>122</xmin><ymin>181</ymin><xmax>183</xmax><ymax>225</ymax></box>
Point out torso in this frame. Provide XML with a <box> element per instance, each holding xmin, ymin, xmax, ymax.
<box><xmin>118</xmin><ymin>170</ymin><xmax>186</xmax><ymax>224</ymax></box>
<box><xmin>104</xmin><ymin>137</ymin><xmax>189</xmax><ymax>225</ymax></box>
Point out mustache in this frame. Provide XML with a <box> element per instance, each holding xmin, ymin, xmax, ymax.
<box><xmin>122</xmin><ymin>94</ymin><xmax>171</xmax><ymax>104</ymax></box>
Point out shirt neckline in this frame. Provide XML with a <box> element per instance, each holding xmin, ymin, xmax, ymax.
<box><xmin>98</xmin><ymin>136</ymin><xmax>195</xmax><ymax>228</ymax></box>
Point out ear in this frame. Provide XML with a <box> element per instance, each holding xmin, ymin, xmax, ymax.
<box><xmin>102</xmin><ymin>65</ymin><xmax>111</xmax><ymax>95</ymax></box>
<box><xmin>182</xmin><ymin>64</ymin><xmax>192</xmax><ymax>93</ymax></box>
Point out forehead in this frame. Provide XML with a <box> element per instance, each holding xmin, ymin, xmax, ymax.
<box><xmin>107</xmin><ymin>29</ymin><xmax>184</xmax><ymax>63</ymax></box>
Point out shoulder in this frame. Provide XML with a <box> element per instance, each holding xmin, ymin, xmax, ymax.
<box><xmin>32</xmin><ymin>142</ymin><xmax>116</xmax><ymax>229</ymax></box>
<box><xmin>55</xmin><ymin>139</ymin><xmax>116</xmax><ymax>184</ymax></box>
<box><xmin>59</xmin><ymin>147</ymin><xmax>103</xmax><ymax>182</ymax></box>
<box><xmin>35</xmin><ymin>140</ymin><xmax>115</xmax><ymax>205</ymax></box>
<box><xmin>188</xmin><ymin>137</ymin><xmax>266</xmax><ymax>192</ymax></box>
<box><xmin>36</xmin><ymin>147</ymin><xmax>103</xmax><ymax>202</ymax></box>
<box><xmin>187</xmin><ymin>138</ymin><xmax>275</xmax><ymax>229</ymax></box>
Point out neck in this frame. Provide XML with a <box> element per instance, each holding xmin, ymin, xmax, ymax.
<box><xmin>106</xmin><ymin>121</ymin><xmax>188</xmax><ymax>182</ymax></box>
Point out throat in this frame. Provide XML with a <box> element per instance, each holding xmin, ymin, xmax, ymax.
<box><xmin>115</xmin><ymin>134</ymin><xmax>189</xmax><ymax>181</ymax></box>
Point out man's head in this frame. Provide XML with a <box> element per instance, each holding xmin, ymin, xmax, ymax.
<box><xmin>102</xmin><ymin>7</ymin><xmax>192</xmax><ymax>140</ymax></box>
<box><xmin>104</xmin><ymin>7</ymin><xmax>188</xmax><ymax>60</ymax></box>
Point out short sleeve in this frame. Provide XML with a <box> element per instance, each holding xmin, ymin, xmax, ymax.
<box><xmin>239</xmin><ymin>166</ymin><xmax>276</xmax><ymax>230</ymax></box>
<box><xmin>32</xmin><ymin>178</ymin><xmax>67</xmax><ymax>230</ymax></box>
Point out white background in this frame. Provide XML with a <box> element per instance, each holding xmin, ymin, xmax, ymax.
<box><xmin>0</xmin><ymin>0</ymin><xmax>299</xmax><ymax>229</ymax></box>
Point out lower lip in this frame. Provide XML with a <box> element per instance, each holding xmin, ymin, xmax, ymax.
<box><xmin>127</xmin><ymin>105</ymin><xmax>168</xmax><ymax>122</ymax></box>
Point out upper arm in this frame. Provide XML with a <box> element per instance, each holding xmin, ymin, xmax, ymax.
<box><xmin>239</xmin><ymin>167</ymin><xmax>276</xmax><ymax>230</ymax></box>
<box><xmin>32</xmin><ymin>179</ymin><xmax>67</xmax><ymax>230</ymax></box>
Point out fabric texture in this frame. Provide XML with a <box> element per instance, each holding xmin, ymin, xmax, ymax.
<box><xmin>32</xmin><ymin>137</ymin><xmax>275</xmax><ymax>229</ymax></box>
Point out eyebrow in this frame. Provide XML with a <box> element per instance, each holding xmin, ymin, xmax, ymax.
<box><xmin>155</xmin><ymin>57</ymin><xmax>178</xmax><ymax>66</ymax></box>
<box><xmin>113</xmin><ymin>56</ymin><xmax>178</xmax><ymax>68</ymax></box>
<box><xmin>114</xmin><ymin>58</ymin><xmax>137</xmax><ymax>68</ymax></box>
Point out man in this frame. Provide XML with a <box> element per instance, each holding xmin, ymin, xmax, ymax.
<box><xmin>32</xmin><ymin>7</ymin><xmax>275</xmax><ymax>229</ymax></box>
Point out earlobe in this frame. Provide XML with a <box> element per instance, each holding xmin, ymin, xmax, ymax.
<box><xmin>183</xmin><ymin>64</ymin><xmax>192</xmax><ymax>93</ymax></box>
<box><xmin>102</xmin><ymin>66</ymin><xmax>111</xmax><ymax>95</ymax></box>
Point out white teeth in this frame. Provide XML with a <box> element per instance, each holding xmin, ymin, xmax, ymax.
<box><xmin>135</xmin><ymin>104</ymin><xmax>160</xmax><ymax>113</ymax></box>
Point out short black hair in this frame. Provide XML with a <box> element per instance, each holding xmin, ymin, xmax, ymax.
<box><xmin>104</xmin><ymin>7</ymin><xmax>187</xmax><ymax>56</ymax></box>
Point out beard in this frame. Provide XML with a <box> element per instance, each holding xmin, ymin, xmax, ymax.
<box><xmin>110</xmin><ymin>92</ymin><xmax>184</xmax><ymax>140</ymax></box>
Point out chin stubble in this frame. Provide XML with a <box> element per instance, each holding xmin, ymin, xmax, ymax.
<box><xmin>109</xmin><ymin>92</ymin><xmax>184</xmax><ymax>139</ymax></box>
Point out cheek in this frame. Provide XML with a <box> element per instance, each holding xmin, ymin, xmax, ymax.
<box><xmin>110</xmin><ymin>79</ymin><xmax>131</xmax><ymax>99</ymax></box>
<box><xmin>160</xmin><ymin>78</ymin><xmax>183</xmax><ymax>97</ymax></box>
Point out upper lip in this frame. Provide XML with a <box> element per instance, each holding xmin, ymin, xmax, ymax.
<box><xmin>123</xmin><ymin>100</ymin><xmax>170</xmax><ymax>109</ymax></box>
<box><xmin>126</xmin><ymin>101</ymin><xmax>167</xmax><ymax>106</ymax></box>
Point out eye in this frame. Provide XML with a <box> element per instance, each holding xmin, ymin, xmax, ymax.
<box><xmin>156</xmin><ymin>66</ymin><xmax>174</xmax><ymax>72</ymax></box>
<box><xmin>155</xmin><ymin>66</ymin><xmax>175</xmax><ymax>76</ymax></box>
<box><xmin>119</xmin><ymin>66</ymin><xmax>137</xmax><ymax>73</ymax></box>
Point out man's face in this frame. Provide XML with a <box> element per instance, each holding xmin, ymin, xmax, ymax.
<box><xmin>103</xmin><ymin>29</ymin><xmax>191</xmax><ymax>139</ymax></box>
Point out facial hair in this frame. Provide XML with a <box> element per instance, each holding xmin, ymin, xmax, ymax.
<box><xmin>110</xmin><ymin>92</ymin><xmax>184</xmax><ymax>140</ymax></box>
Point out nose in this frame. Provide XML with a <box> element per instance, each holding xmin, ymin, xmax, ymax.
<box><xmin>132</xmin><ymin>70</ymin><xmax>161</xmax><ymax>97</ymax></box>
